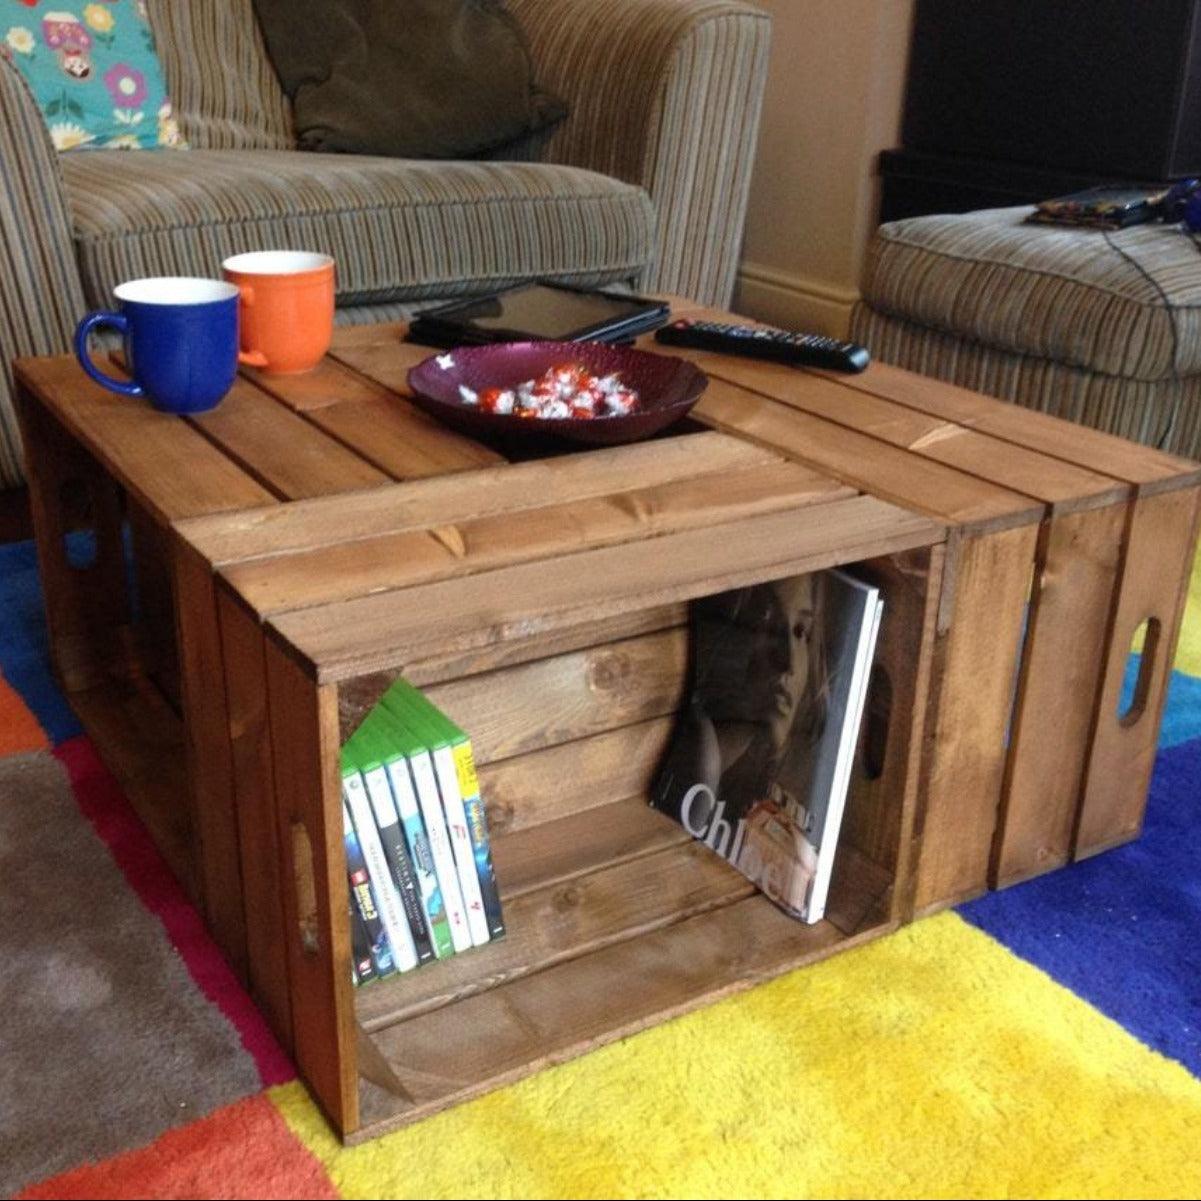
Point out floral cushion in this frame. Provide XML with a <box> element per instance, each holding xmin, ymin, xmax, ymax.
<box><xmin>1</xmin><ymin>1</ymin><xmax>184</xmax><ymax>150</ymax></box>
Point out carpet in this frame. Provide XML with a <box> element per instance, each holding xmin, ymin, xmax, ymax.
<box><xmin>1</xmin><ymin>536</ymin><xmax>1198</xmax><ymax>1200</ymax></box>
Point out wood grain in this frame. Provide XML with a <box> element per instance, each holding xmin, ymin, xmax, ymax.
<box><xmin>821</xmin><ymin>361</ymin><xmax>1201</xmax><ymax>493</ymax></box>
<box><xmin>421</xmin><ymin>628</ymin><xmax>688</xmax><ymax>764</ymax></box>
<box><xmin>687</xmin><ymin>352</ymin><xmax>1127</xmax><ymax>512</ymax></box>
<box><xmin>479</xmin><ymin>716</ymin><xmax>677</xmax><ymax>836</ymax></box>
<box><xmin>909</xmin><ymin>524</ymin><xmax>1040</xmax><ymax>916</ymax></box>
<box><xmin>243</xmin><ymin>358</ymin><xmax>396</xmax><ymax>412</ymax></box>
<box><xmin>13</xmin><ymin>356</ymin><xmax>276</xmax><ymax>523</ymax></box>
<box><xmin>216</xmin><ymin>584</ymin><xmax>293</xmax><ymax>1049</ymax></box>
<box><xmin>178</xmin><ymin>432</ymin><xmax>781</xmax><ymax>566</ymax></box>
<box><xmin>695</xmin><ymin>378</ymin><xmax>1040</xmax><ymax>532</ymax></box>
<box><xmin>270</xmin><ymin>494</ymin><xmax>944</xmax><ymax>682</ymax></box>
<box><xmin>355</xmin><ymin>837</ymin><xmax>754</xmax><ymax>1032</ymax></box>
<box><xmin>264</xmin><ymin>637</ymin><xmax>359</xmax><ymax>1135</ymax></box>
<box><xmin>991</xmin><ymin>504</ymin><xmax>1126</xmax><ymax>886</ymax></box>
<box><xmin>353</xmin><ymin>896</ymin><xmax>887</xmax><ymax>1141</ymax></box>
<box><xmin>221</xmin><ymin>461</ymin><xmax>853</xmax><ymax>617</ymax></box>
<box><xmin>304</xmin><ymin>396</ymin><xmax>501</xmax><ymax>480</ymax></box>
<box><xmin>171</xmin><ymin>538</ymin><xmax>249</xmax><ymax>981</ymax></box>
<box><xmin>490</xmin><ymin>796</ymin><xmax>690</xmax><ymax>898</ymax></box>
<box><xmin>189</xmin><ymin>377</ymin><xmax>389</xmax><ymax>499</ymax></box>
<box><xmin>1075</xmin><ymin>485</ymin><xmax>1201</xmax><ymax>856</ymax></box>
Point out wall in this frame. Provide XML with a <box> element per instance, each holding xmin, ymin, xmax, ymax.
<box><xmin>735</xmin><ymin>0</ymin><xmax>915</xmax><ymax>336</ymax></box>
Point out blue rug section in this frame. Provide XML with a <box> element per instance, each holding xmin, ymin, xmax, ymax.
<box><xmin>1122</xmin><ymin>654</ymin><xmax>1201</xmax><ymax>750</ymax></box>
<box><xmin>0</xmin><ymin>539</ymin><xmax>82</xmax><ymax>744</ymax></box>
<box><xmin>960</xmin><ymin>735</ymin><xmax>1201</xmax><ymax>1077</ymax></box>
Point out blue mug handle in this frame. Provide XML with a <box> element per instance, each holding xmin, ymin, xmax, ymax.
<box><xmin>74</xmin><ymin>312</ymin><xmax>144</xmax><ymax>397</ymax></box>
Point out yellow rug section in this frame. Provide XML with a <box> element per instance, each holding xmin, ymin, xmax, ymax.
<box><xmin>273</xmin><ymin>913</ymin><xmax>1201</xmax><ymax>1200</ymax></box>
<box><xmin>1176</xmin><ymin>542</ymin><xmax>1201</xmax><ymax>675</ymax></box>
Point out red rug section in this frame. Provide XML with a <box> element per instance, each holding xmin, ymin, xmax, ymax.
<box><xmin>54</xmin><ymin>735</ymin><xmax>295</xmax><ymax>1088</ymax></box>
<box><xmin>16</xmin><ymin>1093</ymin><xmax>338</xmax><ymax>1201</ymax></box>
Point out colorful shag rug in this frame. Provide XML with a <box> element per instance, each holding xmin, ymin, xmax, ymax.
<box><xmin>1</xmin><ymin>535</ymin><xmax>1199</xmax><ymax>1200</ymax></box>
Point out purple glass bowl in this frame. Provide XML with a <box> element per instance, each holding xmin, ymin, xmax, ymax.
<box><xmin>406</xmin><ymin>341</ymin><xmax>708</xmax><ymax>446</ymax></box>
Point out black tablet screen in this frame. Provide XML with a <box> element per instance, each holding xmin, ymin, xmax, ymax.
<box><xmin>419</xmin><ymin>285</ymin><xmax>662</xmax><ymax>341</ymax></box>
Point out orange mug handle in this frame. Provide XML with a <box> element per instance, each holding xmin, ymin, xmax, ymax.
<box><xmin>233</xmin><ymin>283</ymin><xmax>269</xmax><ymax>367</ymax></box>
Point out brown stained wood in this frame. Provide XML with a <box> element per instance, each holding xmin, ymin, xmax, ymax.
<box><xmin>422</xmin><ymin>628</ymin><xmax>689</xmax><ymax>764</ymax></box>
<box><xmin>220</xmin><ymin>461</ymin><xmax>855</xmax><ymax>617</ymax></box>
<box><xmin>991</xmin><ymin>505</ymin><xmax>1126</xmax><ymax>887</ymax></box>
<box><xmin>304</xmin><ymin>395</ymin><xmax>501</xmax><ymax>481</ymax></box>
<box><xmin>909</xmin><ymin>524</ymin><xmax>1040</xmax><ymax>917</ymax></box>
<box><xmin>188</xmin><ymin>378</ymin><xmax>389</xmax><ymax>499</ymax></box>
<box><xmin>490</xmin><ymin>795</ymin><xmax>690</xmax><ymax>899</ymax></box>
<box><xmin>127</xmin><ymin>501</ymin><xmax>179</xmax><ymax>701</ymax></box>
<box><xmin>353</xmin><ymin>895</ymin><xmax>883</xmax><ymax>1140</ymax></box>
<box><xmin>330</xmin><ymin>320</ymin><xmax>407</xmax><ymax>350</ymax></box>
<box><xmin>695</xmin><ymin>378</ymin><xmax>1040</xmax><ymax>532</ymax></box>
<box><xmin>264</xmin><ymin>636</ymin><xmax>359</xmax><ymax>1135</ymax></box>
<box><xmin>480</xmin><ymin>717</ymin><xmax>677</xmax><ymax>836</ymax></box>
<box><xmin>821</xmin><ymin>361</ymin><xmax>1201</xmax><ymax>493</ymax></box>
<box><xmin>1075</xmin><ymin>486</ymin><xmax>1201</xmax><ymax>856</ymax></box>
<box><xmin>355</xmin><ymin>837</ymin><xmax>754</xmax><ymax>1033</ymax></box>
<box><xmin>270</xmin><ymin>495</ymin><xmax>944</xmax><ymax>682</ymax></box>
<box><xmin>839</xmin><ymin>547</ymin><xmax>941</xmax><ymax>885</ymax></box>
<box><xmin>824</xmin><ymin>844</ymin><xmax>895</xmax><ymax>936</ymax></box>
<box><xmin>69</xmin><ymin>676</ymin><xmax>197</xmax><ymax>903</ymax></box>
<box><xmin>170</xmin><ymin>539</ymin><xmax>249</xmax><ymax>983</ymax></box>
<box><xmin>178</xmin><ymin>432</ymin><xmax>781</xmax><ymax>567</ymax></box>
<box><xmin>13</xmin><ymin>387</ymin><xmax>135</xmax><ymax>692</ymax></box>
<box><xmin>331</xmin><ymin>339</ymin><xmax>451</xmax><ymax>397</ymax></box>
<box><xmin>336</xmin><ymin>610</ymin><xmax>688</xmax><ymax>740</ymax></box>
<box><xmin>13</xmin><ymin>357</ymin><xmax>277</xmax><ymax>523</ymax></box>
<box><xmin>215</xmin><ymin>583</ymin><xmax>293</xmax><ymax>1049</ymax></box>
<box><xmin>402</xmin><ymin>606</ymin><xmax>688</xmax><ymax>690</ymax></box>
<box><xmin>686</xmin><ymin>354</ymin><xmax>1127</xmax><ymax>512</ymax></box>
<box><xmin>243</xmin><ymin>359</ymin><xmax>396</xmax><ymax>412</ymax></box>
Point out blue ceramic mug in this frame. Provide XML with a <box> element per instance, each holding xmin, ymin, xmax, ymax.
<box><xmin>74</xmin><ymin>277</ymin><xmax>241</xmax><ymax>414</ymax></box>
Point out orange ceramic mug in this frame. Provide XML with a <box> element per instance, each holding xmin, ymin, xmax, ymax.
<box><xmin>221</xmin><ymin>250</ymin><xmax>335</xmax><ymax>374</ymax></box>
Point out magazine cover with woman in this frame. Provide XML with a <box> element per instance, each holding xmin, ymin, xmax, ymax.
<box><xmin>650</xmin><ymin>570</ymin><xmax>883</xmax><ymax>924</ymax></box>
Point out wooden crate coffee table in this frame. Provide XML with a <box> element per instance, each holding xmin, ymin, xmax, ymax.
<box><xmin>13</xmin><ymin>298</ymin><xmax>1199</xmax><ymax>1141</ymax></box>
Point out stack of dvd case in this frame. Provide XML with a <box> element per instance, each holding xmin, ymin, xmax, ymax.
<box><xmin>342</xmin><ymin>680</ymin><xmax>505</xmax><ymax>986</ymax></box>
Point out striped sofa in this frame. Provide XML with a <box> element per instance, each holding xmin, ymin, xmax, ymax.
<box><xmin>0</xmin><ymin>0</ymin><xmax>770</xmax><ymax>489</ymax></box>
<box><xmin>852</xmin><ymin>207</ymin><xmax>1201</xmax><ymax>461</ymax></box>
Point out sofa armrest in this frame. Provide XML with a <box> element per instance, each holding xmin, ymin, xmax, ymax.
<box><xmin>0</xmin><ymin>55</ymin><xmax>86</xmax><ymax>488</ymax></box>
<box><xmin>509</xmin><ymin>0</ymin><xmax>770</xmax><ymax>305</ymax></box>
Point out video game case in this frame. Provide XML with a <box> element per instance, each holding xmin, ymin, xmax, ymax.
<box><xmin>342</xmin><ymin>801</ymin><xmax>394</xmax><ymax>982</ymax></box>
<box><xmin>382</xmin><ymin>689</ymin><xmax>492</xmax><ymax>948</ymax></box>
<box><xmin>373</xmin><ymin>704</ymin><xmax>473</xmax><ymax>954</ymax></box>
<box><xmin>359</xmin><ymin>718</ymin><xmax>455</xmax><ymax>960</ymax></box>
<box><xmin>349</xmin><ymin>899</ymin><xmax>376</xmax><ymax>986</ymax></box>
<box><xmin>355</xmin><ymin>725</ymin><xmax>436</xmax><ymax>965</ymax></box>
<box><xmin>393</xmin><ymin>681</ymin><xmax>505</xmax><ymax>940</ymax></box>
<box><xmin>341</xmin><ymin>750</ymin><xmax>420</xmax><ymax>973</ymax></box>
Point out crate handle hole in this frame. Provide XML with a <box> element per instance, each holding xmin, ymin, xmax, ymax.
<box><xmin>860</xmin><ymin>664</ymin><xmax>892</xmax><ymax>782</ymax></box>
<box><xmin>1118</xmin><ymin>617</ymin><xmax>1161</xmax><ymax>728</ymax></box>
<box><xmin>291</xmin><ymin>820</ymin><xmax>321</xmax><ymax>955</ymax></box>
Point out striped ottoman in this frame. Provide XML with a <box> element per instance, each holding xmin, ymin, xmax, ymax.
<box><xmin>851</xmin><ymin>206</ymin><xmax>1201</xmax><ymax>459</ymax></box>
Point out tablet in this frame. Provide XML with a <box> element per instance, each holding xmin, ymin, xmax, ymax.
<box><xmin>406</xmin><ymin>283</ymin><xmax>670</xmax><ymax>348</ymax></box>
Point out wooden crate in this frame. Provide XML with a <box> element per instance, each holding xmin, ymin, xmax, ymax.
<box><xmin>635</xmin><ymin>304</ymin><xmax>1201</xmax><ymax>911</ymax></box>
<box><xmin>178</xmin><ymin>436</ymin><xmax>946</xmax><ymax>1141</ymax></box>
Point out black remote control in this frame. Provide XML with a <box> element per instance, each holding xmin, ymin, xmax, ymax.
<box><xmin>654</xmin><ymin>318</ymin><xmax>870</xmax><ymax>373</ymax></box>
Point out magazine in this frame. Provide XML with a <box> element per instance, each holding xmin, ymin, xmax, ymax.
<box><xmin>650</xmin><ymin>569</ymin><xmax>883</xmax><ymax>924</ymax></box>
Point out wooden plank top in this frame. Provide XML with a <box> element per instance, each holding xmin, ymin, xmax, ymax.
<box><xmin>179</xmin><ymin>432</ymin><xmax>795</xmax><ymax>565</ymax></box>
<box><xmin>265</xmin><ymin>493</ymin><xmax>943</xmax><ymax>681</ymax></box>
<box><xmin>14</xmin><ymin>356</ymin><xmax>277</xmax><ymax>523</ymax></box>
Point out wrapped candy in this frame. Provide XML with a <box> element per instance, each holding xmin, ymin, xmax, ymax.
<box><xmin>460</xmin><ymin>363</ymin><xmax>640</xmax><ymax>420</ymax></box>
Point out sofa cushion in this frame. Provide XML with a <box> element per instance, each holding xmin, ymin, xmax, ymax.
<box><xmin>861</xmin><ymin>206</ymin><xmax>1201</xmax><ymax>381</ymax></box>
<box><xmin>60</xmin><ymin>150</ymin><xmax>656</xmax><ymax>307</ymax></box>
<box><xmin>149</xmin><ymin>0</ymin><xmax>294</xmax><ymax>150</ymax></box>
